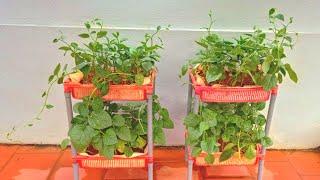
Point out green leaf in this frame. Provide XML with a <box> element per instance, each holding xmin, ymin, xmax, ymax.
<box><xmin>92</xmin><ymin>98</ymin><xmax>104</xmax><ymax>112</ymax></box>
<box><xmin>79</xmin><ymin>33</ymin><xmax>89</xmax><ymax>38</ymax></box>
<box><xmin>223</xmin><ymin>143</ymin><xmax>235</xmax><ymax>151</ymax></box>
<box><xmin>162</xmin><ymin>117</ymin><xmax>174</xmax><ymax>129</ymax></box>
<box><xmin>285</xmin><ymin>36</ymin><xmax>292</xmax><ymax>43</ymax></box>
<box><xmin>243</xmin><ymin>120</ymin><xmax>252</xmax><ymax>131</ymax></box>
<box><xmin>206</xmin><ymin>66</ymin><xmax>223</xmax><ymax>83</ymax></box>
<box><xmin>58</xmin><ymin>46</ymin><xmax>71</xmax><ymax>51</ymax></box>
<box><xmin>57</xmin><ymin>77</ymin><xmax>64</xmax><ymax>84</ymax></box>
<box><xmin>135</xmin><ymin>123</ymin><xmax>147</xmax><ymax>135</ymax></box>
<box><xmin>53</xmin><ymin>38</ymin><xmax>58</xmax><ymax>43</ymax></box>
<box><xmin>184</xmin><ymin>113</ymin><xmax>200</xmax><ymax>127</ymax></box>
<box><xmin>116</xmin><ymin>140</ymin><xmax>126</xmax><ymax>153</ymax></box>
<box><xmin>70</xmin><ymin>42</ymin><xmax>78</xmax><ymax>48</ymax></box>
<box><xmin>199</xmin><ymin>121</ymin><xmax>209</xmax><ymax>133</ymax></box>
<box><xmin>205</xmin><ymin>154</ymin><xmax>214</xmax><ymax>164</ymax></box>
<box><xmin>100</xmin><ymin>82</ymin><xmax>109</xmax><ymax>95</ymax></box>
<box><xmin>73</xmin><ymin>61</ymin><xmax>90</xmax><ymax>71</ymax></box>
<box><xmin>71</xmin><ymin>115</ymin><xmax>87</xmax><ymax>124</ymax></box>
<box><xmin>103</xmin><ymin>128</ymin><xmax>118</xmax><ymax>145</ymax></box>
<box><xmin>78</xmin><ymin>103</ymin><xmax>89</xmax><ymax>117</ymax></box>
<box><xmin>261</xmin><ymin>136</ymin><xmax>273</xmax><ymax>147</ymax></box>
<box><xmin>275</xmin><ymin>13</ymin><xmax>285</xmax><ymax>21</ymax></box>
<box><xmin>244</xmin><ymin>145</ymin><xmax>256</xmax><ymax>160</ymax></box>
<box><xmin>191</xmin><ymin>147</ymin><xmax>202</xmax><ymax>157</ymax></box>
<box><xmin>219</xmin><ymin>148</ymin><xmax>235</xmax><ymax>162</ymax></box>
<box><xmin>278</xmin><ymin>73</ymin><xmax>283</xmax><ymax>83</ymax></box>
<box><xmin>200</xmin><ymin>137</ymin><xmax>216</xmax><ymax>154</ymax></box>
<box><xmin>269</xmin><ymin>8</ymin><xmax>276</xmax><ymax>16</ymax></box>
<box><xmin>48</xmin><ymin>75</ymin><xmax>54</xmax><ymax>83</ymax></box>
<box><xmin>97</xmin><ymin>31</ymin><xmax>107</xmax><ymax>38</ymax></box>
<box><xmin>277</xmin><ymin>28</ymin><xmax>286</xmax><ymax>37</ymax></box>
<box><xmin>89</xmin><ymin>111</ymin><xmax>112</xmax><ymax>129</ymax></box>
<box><xmin>85</xmin><ymin>22</ymin><xmax>91</xmax><ymax>29</ymax></box>
<box><xmin>154</xmin><ymin>127</ymin><xmax>166</xmax><ymax>145</ymax></box>
<box><xmin>262</xmin><ymin>55</ymin><xmax>273</xmax><ymax>74</ymax></box>
<box><xmin>262</xmin><ymin>74</ymin><xmax>277</xmax><ymax>91</ymax></box>
<box><xmin>195</xmin><ymin>40</ymin><xmax>208</xmax><ymax>48</ymax></box>
<box><xmin>142</xmin><ymin>61</ymin><xmax>153</xmax><ymax>72</ymax></box>
<box><xmin>180</xmin><ymin>64</ymin><xmax>188</xmax><ymax>77</ymax></box>
<box><xmin>124</xmin><ymin>146</ymin><xmax>134</xmax><ymax>157</ymax></box>
<box><xmin>156</xmin><ymin>25</ymin><xmax>161</xmax><ymax>31</ymax></box>
<box><xmin>256</xmin><ymin>114</ymin><xmax>266</xmax><ymax>126</ymax></box>
<box><xmin>116</xmin><ymin>126</ymin><xmax>131</xmax><ymax>141</ymax></box>
<box><xmin>160</xmin><ymin>108</ymin><xmax>174</xmax><ymax>129</ymax></box>
<box><xmin>72</xmin><ymin>102</ymin><xmax>82</xmax><ymax>114</ymax></box>
<box><xmin>45</xmin><ymin>104</ymin><xmax>54</xmax><ymax>109</ymax></box>
<box><xmin>255</xmin><ymin>102</ymin><xmax>266</xmax><ymax>111</ymax></box>
<box><xmin>136</xmin><ymin>136</ymin><xmax>147</xmax><ymax>149</ymax></box>
<box><xmin>187</xmin><ymin>127</ymin><xmax>202</xmax><ymax>141</ymax></box>
<box><xmin>53</xmin><ymin>63</ymin><xmax>61</xmax><ymax>75</ymax></box>
<box><xmin>68</xmin><ymin>125</ymin><xmax>95</xmax><ymax>152</ymax></box>
<box><xmin>272</xmin><ymin>46</ymin><xmax>284</xmax><ymax>58</ymax></box>
<box><xmin>135</xmin><ymin>73</ymin><xmax>144</xmax><ymax>85</ymax></box>
<box><xmin>284</xmin><ymin>63</ymin><xmax>298</xmax><ymax>83</ymax></box>
<box><xmin>202</xmin><ymin>108</ymin><xmax>217</xmax><ymax>127</ymax></box>
<box><xmin>60</xmin><ymin>138</ymin><xmax>70</xmax><ymax>150</ymax></box>
<box><xmin>92</xmin><ymin>133</ymin><xmax>103</xmax><ymax>151</ymax></box>
<box><xmin>101</xmin><ymin>145</ymin><xmax>114</xmax><ymax>159</ymax></box>
<box><xmin>113</xmin><ymin>115</ymin><xmax>125</xmax><ymax>126</ymax></box>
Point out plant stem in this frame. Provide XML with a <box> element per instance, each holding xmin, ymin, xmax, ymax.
<box><xmin>237</xmin><ymin>131</ymin><xmax>242</xmax><ymax>159</ymax></box>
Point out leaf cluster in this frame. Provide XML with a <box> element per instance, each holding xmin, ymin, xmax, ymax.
<box><xmin>52</xmin><ymin>19</ymin><xmax>165</xmax><ymax>94</ymax></box>
<box><xmin>61</xmin><ymin>95</ymin><xmax>174</xmax><ymax>158</ymax></box>
<box><xmin>35</xmin><ymin>19</ymin><xmax>167</xmax><ymax>120</ymax></box>
<box><xmin>180</xmin><ymin>8</ymin><xmax>298</xmax><ymax>90</ymax></box>
<box><xmin>184</xmin><ymin>102</ymin><xmax>272</xmax><ymax>164</ymax></box>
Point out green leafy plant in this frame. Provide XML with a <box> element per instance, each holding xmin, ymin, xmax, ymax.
<box><xmin>180</xmin><ymin>8</ymin><xmax>298</xmax><ymax>90</ymax></box>
<box><xmin>184</xmin><ymin>102</ymin><xmax>272</xmax><ymax>163</ymax></box>
<box><xmin>7</xmin><ymin>19</ymin><xmax>174</xmax><ymax>158</ymax></box>
<box><xmin>182</xmin><ymin>8</ymin><xmax>298</xmax><ymax>164</ymax></box>
<box><xmin>61</xmin><ymin>95</ymin><xmax>173</xmax><ymax>158</ymax></box>
<box><xmin>30</xmin><ymin>18</ymin><xmax>168</xmax><ymax>121</ymax></box>
<box><xmin>52</xmin><ymin>20</ymin><xmax>173</xmax><ymax>157</ymax></box>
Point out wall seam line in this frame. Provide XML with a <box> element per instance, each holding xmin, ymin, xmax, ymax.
<box><xmin>0</xmin><ymin>23</ymin><xmax>319</xmax><ymax>35</ymax></box>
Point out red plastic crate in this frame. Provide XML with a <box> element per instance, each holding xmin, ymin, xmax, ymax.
<box><xmin>189</xmin><ymin>145</ymin><xmax>262</xmax><ymax>166</ymax></box>
<box><xmin>64</xmin><ymin>71</ymin><xmax>155</xmax><ymax>101</ymax></box>
<box><xmin>74</xmin><ymin>154</ymin><xmax>151</xmax><ymax>168</ymax></box>
<box><xmin>189</xmin><ymin>72</ymin><xmax>277</xmax><ymax>102</ymax></box>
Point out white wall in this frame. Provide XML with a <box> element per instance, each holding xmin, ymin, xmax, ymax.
<box><xmin>0</xmin><ymin>0</ymin><xmax>319</xmax><ymax>149</ymax></box>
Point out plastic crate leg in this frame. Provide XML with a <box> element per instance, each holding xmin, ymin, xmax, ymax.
<box><xmin>72</xmin><ymin>158</ymin><xmax>80</xmax><ymax>180</ymax></box>
<box><xmin>187</xmin><ymin>159</ymin><xmax>194</xmax><ymax>180</ymax></box>
<box><xmin>187</xmin><ymin>95</ymin><xmax>199</xmax><ymax>180</ymax></box>
<box><xmin>257</xmin><ymin>93</ymin><xmax>277</xmax><ymax>180</ymax></box>
<box><xmin>147</xmin><ymin>95</ymin><xmax>153</xmax><ymax>180</ymax></box>
<box><xmin>185</xmin><ymin>76</ymin><xmax>193</xmax><ymax>162</ymax></box>
<box><xmin>64</xmin><ymin>93</ymin><xmax>80</xmax><ymax>180</ymax></box>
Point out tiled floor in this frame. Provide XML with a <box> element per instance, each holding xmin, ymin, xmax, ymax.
<box><xmin>0</xmin><ymin>145</ymin><xmax>319</xmax><ymax>180</ymax></box>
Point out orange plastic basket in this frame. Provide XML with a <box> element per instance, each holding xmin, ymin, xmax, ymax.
<box><xmin>64</xmin><ymin>71</ymin><xmax>155</xmax><ymax>101</ymax></box>
<box><xmin>74</xmin><ymin>154</ymin><xmax>150</xmax><ymax>168</ymax></box>
<box><xmin>190</xmin><ymin>145</ymin><xmax>262</xmax><ymax>166</ymax></box>
<box><xmin>189</xmin><ymin>72</ymin><xmax>277</xmax><ymax>103</ymax></box>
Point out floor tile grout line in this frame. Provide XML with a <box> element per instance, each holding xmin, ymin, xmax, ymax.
<box><xmin>0</xmin><ymin>146</ymin><xmax>20</xmax><ymax>173</ymax></box>
<box><xmin>286</xmin><ymin>157</ymin><xmax>304</xmax><ymax>180</ymax></box>
<box><xmin>46</xmin><ymin>150</ymin><xmax>65</xmax><ymax>180</ymax></box>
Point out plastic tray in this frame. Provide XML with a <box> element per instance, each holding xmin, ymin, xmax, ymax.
<box><xmin>189</xmin><ymin>72</ymin><xmax>277</xmax><ymax>103</ymax></box>
<box><xmin>190</xmin><ymin>145</ymin><xmax>261</xmax><ymax>166</ymax></box>
<box><xmin>64</xmin><ymin>71</ymin><xmax>155</xmax><ymax>101</ymax></box>
<box><xmin>74</xmin><ymin>154</ymin><xmax>151</xmax><ymax>168</ymax></box>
